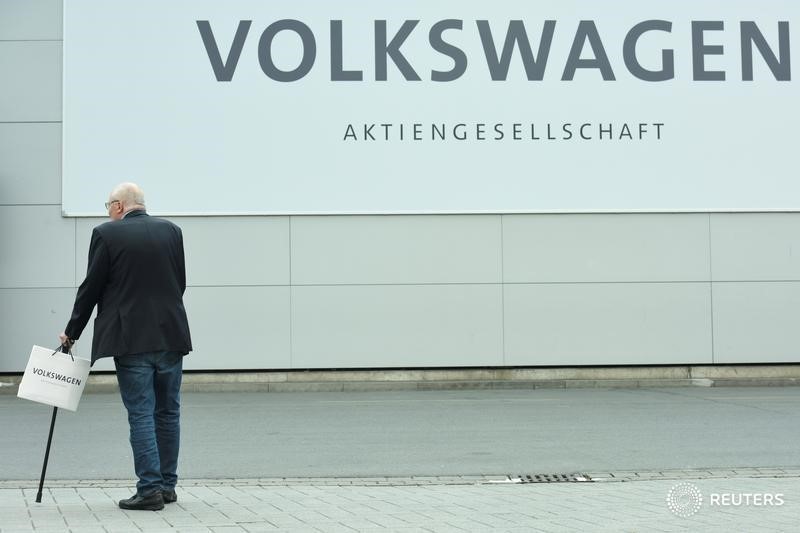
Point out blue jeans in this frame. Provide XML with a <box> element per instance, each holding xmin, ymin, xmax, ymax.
<box><xmin>114</xmin><ymin>351</ymin><xmax>183</xmax><ymax>496</ymax></box>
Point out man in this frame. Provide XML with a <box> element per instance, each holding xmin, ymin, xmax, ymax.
<box><xmin>59</xmin><ymin>183</ymin><xmax>192</xmax><ymax>511</ymax></box>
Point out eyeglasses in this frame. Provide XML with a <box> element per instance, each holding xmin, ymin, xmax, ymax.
<box><xmin>105</xmin><ymin>200</ymin><xmax>121</xmax><ymax>210</ymax></box>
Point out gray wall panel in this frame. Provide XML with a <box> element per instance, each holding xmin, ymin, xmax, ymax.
<box><xmin>74</xmin><ymin>218</ymin><xmax>99</xmax><ymax>285</ymax></box>
<box><xmin>0</xmin><ymin>205</ymin><xmax>74</xmax><ymax>288</ymax></box>
<box><xmin>711</xmin><ymin>213</ymin><xmax>800</xmax><ymax>281</ymax></box>
<box><xmin>504</xmin><ymin>283</ymin><xmax>713</xmax><ymax>366</ymax></box>
<box><xmin>182</xmin><ymin>286</ymin><xmax>291</xmax><ymax>370</ymax></box>
<box><xmin>291</xmin><ymin>285</ymin><xmax>503</xmax><ymax>368</ymax></box>
<box><xmin>174</xmin><ymin>216</ymin><xmax>290</xmax><ymax>286</ymax></box>
<box><xmin>503</xmin><ymin>214</ymin><xmax>710</xmax><ymax>283</ymax></box>
<box><xmin>0</xmin><ymin>42</ymin><xmax>61</xmax><ymax>122</ymax></box>
<box><xmin>76</xmin><ymin>216</ymin><xmax>291</xmax><ymax>287</ymax></box>
<box><xmin>712</xmin><ymin>282</ymin><xmax>800</xmax><ymax>363</ymax></box>
<box><xmin>0</xmin><ymin>123</ymin><xmax>61</xmax><ymax>205</ymax></box>
<box><xmin>291</xmin><ymin>215</ymin><xmax>502</xmax><ymax>285</ymax></box>
<box><xmin>51</xmin><ymin>287</ymin><xmax>290</xmax><ymax>370</ymax></box>
<box><xmin>62</xmin><ymin>286</ymin><xmax>292</xmax><ymax>371</ymax></box>
<box><xmin>0</xmin><ymin>0</ymin><xmax>62</xmax><ymax>41</ymax></box>
<box><xmin>0</xmin><ymin>288</ymin><xmax>76</xmax><ymax>372</ymax></box>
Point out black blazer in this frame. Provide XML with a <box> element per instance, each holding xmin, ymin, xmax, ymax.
<box><xmin>66</xmin><ymin>210</ymin><xmax>192</xmax><ymax>364</ymax></box>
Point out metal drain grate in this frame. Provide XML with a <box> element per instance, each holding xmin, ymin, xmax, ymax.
<box><xmin>511</xmin><ymin>473</ymin><xmax>593</xmax><ymax>483</ymax></box>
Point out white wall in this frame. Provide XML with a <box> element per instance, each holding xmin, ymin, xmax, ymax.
<box><xmin>2</xmin><ymin>1</ymin><xmax>798</xmax><ymax>372</ymax></box>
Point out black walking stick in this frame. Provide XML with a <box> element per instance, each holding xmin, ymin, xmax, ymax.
<box><xmin>36</xmin><ymin>406</ymin><xmax>58</xmax><ymax>503</ymax></box>
<box><xmin>35</xmin><ymin>343</ymin><xmax>73</xmax><ymax>504</ymax></box>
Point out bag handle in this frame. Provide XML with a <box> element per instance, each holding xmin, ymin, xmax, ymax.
<box><xmin>51</xmin><ymin>344</ymin><xmax>75</xmax><ymax>362</ymax></box>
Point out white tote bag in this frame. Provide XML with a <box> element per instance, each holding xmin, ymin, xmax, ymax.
<box><xmin>17</xmin><ymin>345</ymin><xmax>90</xmax><ymax>411</ymax></box>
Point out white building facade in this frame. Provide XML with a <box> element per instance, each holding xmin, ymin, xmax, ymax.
<box><xmin>2</xmin><ymin>1</ymin><xmax>799</xmax><ymax>373</ymax></box>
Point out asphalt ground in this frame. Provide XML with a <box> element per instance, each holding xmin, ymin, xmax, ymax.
<box><xmin>2</xmin><ymin>387</ymin><xmax>799</xmax><ymax>480</ymax></box>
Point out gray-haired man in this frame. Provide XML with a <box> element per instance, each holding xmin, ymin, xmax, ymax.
<box><xmin>60</xmin><ymin>183</ymin><xmax>192</xmax><ymax>510</ymax></box>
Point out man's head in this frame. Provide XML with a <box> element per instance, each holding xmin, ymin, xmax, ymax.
<box><xmin>106</xmin><ymin>183</ymin><xmax>146</xmax><ymax>220</ymax></box>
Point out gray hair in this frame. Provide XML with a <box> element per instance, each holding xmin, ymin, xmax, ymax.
<box><xmin>110</xmin><ymin>182</ymin><xmax>146</xmax><ymax>210</ymax></box>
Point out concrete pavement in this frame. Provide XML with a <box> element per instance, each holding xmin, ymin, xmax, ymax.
<box><xmin>2</xmin><ymin>474</ymin><xmax>799</xmax><ymax>532</ymax></box>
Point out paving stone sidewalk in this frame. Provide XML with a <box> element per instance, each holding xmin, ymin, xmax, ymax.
<box><xmin>1</xmin><ymin>472</ymin><xmax>798</xmax><ymax>532</ymax></box>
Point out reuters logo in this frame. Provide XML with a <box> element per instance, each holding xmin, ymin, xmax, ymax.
<box><xmin>666</xmin><ymin>482</ymin><xmax>703</xmax><ymax>518</ymax></box>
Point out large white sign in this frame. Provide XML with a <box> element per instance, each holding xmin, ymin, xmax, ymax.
<box><xmin>63</xmin><ymin>1</ymin><xmax>798</xmax><ymax>215</ymax></box>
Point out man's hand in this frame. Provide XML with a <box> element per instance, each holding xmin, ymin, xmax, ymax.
<box><xmin>58</xmin><ymin>332</ymin><xmax>74</xmax><ymax>347</ymax></box>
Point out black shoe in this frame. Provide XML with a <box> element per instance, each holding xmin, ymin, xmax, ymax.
<box><xmin>118</xmin><ymin>492</ymin><xmax>164</xmax><ymax>511</ymax></box>
<box><xmin>162</xmin><ymin>489</ymin><xmax>177</xmax><ymax>504</ymax></box>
